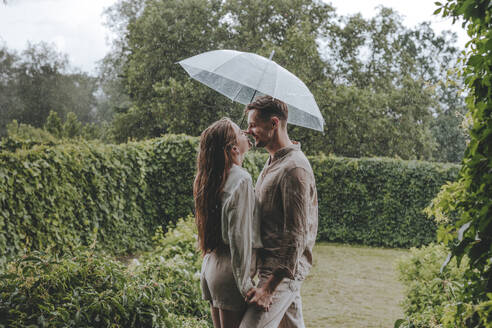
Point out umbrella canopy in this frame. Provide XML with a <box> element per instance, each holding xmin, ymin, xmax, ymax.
<box><xmin>178</xmin><ymin>49</ymin><xmax>325</xmax><ymax>132</ymax></box>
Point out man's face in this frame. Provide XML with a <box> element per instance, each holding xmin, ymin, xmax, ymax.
<box><xmin>246</xmin><ymin>109</ymin><xmax>274</xmax><ymax>148</ymax></box>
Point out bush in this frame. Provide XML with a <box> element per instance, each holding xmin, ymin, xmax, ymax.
<box><xmin>0</xmin><ymin>120</ymin><xmax>59</xmax><ymax>152</ymax></box>
<box><xmin>243</xmin><ymin>152</ymin><xmax>459</xmax><ymax>248</ymax></box>
<box><xmin>0</xmin><ymin>216</ymin><xmax>211</xmax><ymax>328</ymax></box>
<box><xmin>395</xmin><ymin>243</ymin><xmax>479</xmax><ymax>327</ymax></box>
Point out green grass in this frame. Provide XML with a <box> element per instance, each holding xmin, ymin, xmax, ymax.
<box><xmin>302</xmin><ymin>243</ymin><xmax>408</xmax><ymax>328</ymax></box>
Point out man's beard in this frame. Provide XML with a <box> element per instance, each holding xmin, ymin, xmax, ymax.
<box><xmin>255</xmin><ymin>139</ymin><xmax>266</xmax><ymax>148</ymax></box>
<box><xmin>254</xmin><ymin>130</ymin><xmax>273</xmax><ymax>148</ymax></box>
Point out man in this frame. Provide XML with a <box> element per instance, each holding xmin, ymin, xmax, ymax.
<box><xmin>240</xmin><ymin>95</ymin><xmax>318</xmax><ymax>328</ymax></box>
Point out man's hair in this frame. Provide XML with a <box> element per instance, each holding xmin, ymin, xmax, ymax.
<box><xmin>245</xmin><ymin>95</ymin><xmax>288</xmax><ymax>125</ymax></box>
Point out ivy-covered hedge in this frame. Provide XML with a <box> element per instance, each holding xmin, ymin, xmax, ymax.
<box><xmin>1</xmin><ymin>135</ymin><xmax>459</xmax><ymax>265</ymax></box>
<box><xmin>0</xmin><ymin>135</ymin><xmax>198</xmax><ymax>266</ymax></box>
<box><xmin>311</xmin><ymin>156</ymin><xmax>460</xmax><ymax>248</ymax></box>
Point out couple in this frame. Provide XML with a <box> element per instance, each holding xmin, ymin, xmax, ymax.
<box><xmin>193</xmin><ymin>96</ymin><xmax>318</xmax><ymax>328</ymax></box>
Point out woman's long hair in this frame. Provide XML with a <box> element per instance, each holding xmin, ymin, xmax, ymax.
<box><xmin>194</xmin><ymin>118</ymin><xmax>238</xmax><ymax>256</ymax></box>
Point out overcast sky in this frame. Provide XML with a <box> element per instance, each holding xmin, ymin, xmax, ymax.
<box><xmin>0</xmin><ymin>0</ymin><xmax>470</xmax><ymax>75</ymax></box>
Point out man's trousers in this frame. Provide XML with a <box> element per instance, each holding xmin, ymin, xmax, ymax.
<box><xmin>240</xmin><ymin>278</ymin><xmax>304</xmax><ymax>328</ymax></box>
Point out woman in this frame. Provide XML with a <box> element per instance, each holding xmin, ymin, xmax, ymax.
<box><xmin>194</xmin><ymin>118</ymin><xmax>262</xmax><ymax>328</ymax></box>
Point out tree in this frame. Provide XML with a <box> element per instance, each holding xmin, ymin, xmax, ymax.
<box><xmin>44</xmin><ymin>110</ymin><xmax>63</xmax><ymax>137</ymax></box>
<box><xmin>103</xmin><ymin>0</ymin><xmax>467</xmax><ymax>162</ymax></box>
<box><xmin>96</xmin><ymin>0</ymin><xmax>144</xmax><ymax>124</ymax></box>
<box><xmin>425</xmin><ymin>0</ymin><xmax>492</xmax><ymax>326</ymax></box>
<box><xmin>307</xmin><ymin>7</ymin><xmax>462</xmax><ymax>160</ymax></box>
<box><xmin>106</xmin><ymin>0</ymin><xmax>335</xmax><ymax>141</ymax></box>
<box><xmin>15</xmin><ymin>42</ymin><xmax>71</xmax><ymax>127</ymax></box>
<box><xmin>0</xmin><ymin>44</ymin><xmax>22</xmax><ymax>137</ymax></box>
<box><xmin>0</xmin><ymin>42</ymin><xmax>99</xmax><ymax>136</ymax></box>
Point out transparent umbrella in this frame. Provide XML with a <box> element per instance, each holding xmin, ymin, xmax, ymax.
<box><xmin>178</xmin><ymin>49</ymin><xmax>325</xmax><ymax>132</ymax></box>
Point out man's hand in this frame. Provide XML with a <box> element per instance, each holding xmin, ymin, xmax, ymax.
<box><xmin>245</xmin><ymin>287</ymin><xmax>273</xmax><ymax>311</ymax></box>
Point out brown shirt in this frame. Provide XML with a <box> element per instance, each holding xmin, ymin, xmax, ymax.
<box><xmin>255</xmin><ymin>142</ymin><xmax>318</xmax><ymax>281</ymax></box>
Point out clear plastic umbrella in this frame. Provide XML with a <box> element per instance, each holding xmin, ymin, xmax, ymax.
<box><xmin>178</xmin><ymin>49</ymin><xmax>325</xmax><ymax>132</ymax></box>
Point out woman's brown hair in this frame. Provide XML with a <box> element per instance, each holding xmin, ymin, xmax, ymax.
<box><xmin>194</xmin><ymin>118</ymin><xmax>238</xmax><ymax>256</ymax></box>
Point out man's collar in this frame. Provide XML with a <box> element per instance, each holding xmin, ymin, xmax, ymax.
<box><xmin>269</xmin><ymin>141</ymin><xmax>301</xmax><ymax>163</ymax></box>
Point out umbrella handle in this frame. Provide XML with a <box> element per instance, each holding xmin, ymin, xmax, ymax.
<box><xmin>240</xmin><ymin>113</ymin><xmax>246</xmax><ymax>130</ymax></box>
<box><xmin>242</xmin><ymin>49</ymin><xmax>275</xmax><ymax>129</ymax></box>
<box><xmin>248</xmin><ymin>50</ymin><xmax>275</xmax><ymax>104</ymax></box>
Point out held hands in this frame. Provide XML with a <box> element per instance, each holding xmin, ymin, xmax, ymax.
<box><xmin>245</xmin><ymin>287</ymin><xmax>273</xmax><ymax>312</ymax></box>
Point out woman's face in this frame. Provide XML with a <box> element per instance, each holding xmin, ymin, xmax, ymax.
<box><xmin>232</xmin><ymin>122</ymin><xmax>251</xmax><ymax>156</ymax></box>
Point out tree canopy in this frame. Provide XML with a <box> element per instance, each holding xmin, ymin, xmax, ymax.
<box><xmin>425</xmin><ymin>0</ymin><xmax>492</xmax><ymax>325</ymax></box>
<box><xmin>0</xmin><ymin>0</ymin><xmax>469</xmax><ymax>163</ymax></box>
<box><xmin>0</xmin><ymin>42</ymin><xmax>98</xmax><ymax>137</ymax></box>
<box><xmin>99</xmin><ymin>0</ymin><xmax>467</xmax><ymax>162</ymax></box>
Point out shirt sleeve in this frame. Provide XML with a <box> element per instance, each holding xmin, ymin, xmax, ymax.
<box><xmin>225</xmin><ymin>175</ymin><xmax>255</xmax><ymax>297</ymax></box>
<box><xmin>275</xmin><ymin>167</ymin><xmax>311</xmax><ymax>280</ymax></box>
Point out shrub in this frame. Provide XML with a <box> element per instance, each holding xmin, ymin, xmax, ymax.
<box><xmin>0</xmin><ymin>139</ymin><xmax>155</xmax><ymax>266</ymax></box>
<box><xmin>395</xmin><ymin>243</ymin><xmax>479</xmax><ymax>327</ymax></box>
<box><xmin>0</xmin><ymin>216</ymin><xmax>211</xmax><ymax>328</ymax></box>
<box><xmin>428</xmin><ymin>0</ymin><xmax>492</xmax><ymax>325</ymax></box>
<box><xmin>239</xmin><ymin>151</ymin><xmax>459</xmax><ymax>248</ymax></box>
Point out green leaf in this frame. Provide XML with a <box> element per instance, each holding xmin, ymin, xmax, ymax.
<box><xmin>394</xmin><ymin>319</ymin><xmax>406</xmax><ymax>328</ymax></box>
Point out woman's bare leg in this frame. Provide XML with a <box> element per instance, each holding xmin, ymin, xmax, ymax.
<box><xmin>211</xmin><ymin>306</ymin><xmax>221</xmax><ymax>328</ymax></box>
<box><xmin>219</xmin><ymin>308</ymin><xmax>245</xmax><ymax>328</ymax></box>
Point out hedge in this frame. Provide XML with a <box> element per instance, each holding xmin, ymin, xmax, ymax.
<box><xmin>311</xmin><ymin>155</ymin><xmax>459</xmax><ymax>248</ymax></box>
<box><xmin>0</xmin><ymin>135</ymin><xmax>198</xmax><ymax>266</ymax></box>
<box><xmin>0</xmin><ymin>135</ymin><xmax>459</xmax><ymax>265</ymax></box>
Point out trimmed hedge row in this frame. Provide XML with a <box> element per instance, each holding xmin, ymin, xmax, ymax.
<box><xmin>311</xmin><ymin>155</ymin><xmax>459</xmax><ymax>247</ymax></box>
<box><xmin>0</xmin><ymin>135</ymin><xmax>198</xmax><ymax>266</ymax></box>
<box><xmin>0</xmin><ymin>135</ymin><xmax>459</xmax><ymax>264</ymax></box>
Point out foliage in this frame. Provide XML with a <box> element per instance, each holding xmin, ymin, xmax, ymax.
<box><xmin>311</xmin><ymin>155</ymin><xmax>459</xmax><ymax>248</ymax></box>
<box><xmin>102</xmin><ymin>0</ymin><xmax>466</xmax><ymax>162</ymax></box>
<box><xmin>395</xmin><ymin>243</ymin><xmax>481</xmax><ymax>328</ymax></box>
<box><xmin>0</xmin><ymin>216</ymin><xmax>211</xmax><ymax>327</ymax></box>
<box><xmin>0</xmin><ymin>135</ymin><xmax>460</xmax><ymax>266</ymax></box>
<box><xmin>423</xmin><ymin>0</ymin><xmax>492</xmax><ymax>326</ymax></box>
<box><xmin>0</xmin><ymin>139</ymin><xmax>152</xmax><ymax>266</ymax></box>
<box><xmin>0</xmin><ymin>114</ymin><xmax>111</xmax><ymax>154</ymax></box>
<box><xmin>44</xmin><ymin>111</ymin><xmax>111</xmax><ymax>141</ymax></box>
<box><xmin>0</xmin><ymin>134</ymin><xmax>203</xmax><ymax>266</ymax></box>
<box><xmin>0</xmin><ymin>42</ymin><xmax>99</xmax><ymax>136</ymax></box>
<box><xmin>0</xmin><ymin>120</ymin><xmax>59</xmax><ymax>152</ymax></box>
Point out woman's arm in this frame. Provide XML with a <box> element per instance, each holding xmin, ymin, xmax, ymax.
<box><xmin>226</xmin><ymin>175</ymin><xmax>256</xmax><ymax>298</ymax></box>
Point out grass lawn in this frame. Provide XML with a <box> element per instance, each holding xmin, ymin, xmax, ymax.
<box><xmin>302</xmin><ymin>243</ymin><xmax>408</xmax><ymax>328</ymax></box>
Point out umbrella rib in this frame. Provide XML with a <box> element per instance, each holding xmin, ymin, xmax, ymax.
<box><xmin>207</xmin><ymin>50</ymin><xmax>243</xmax><ymax>74</ymax></box>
